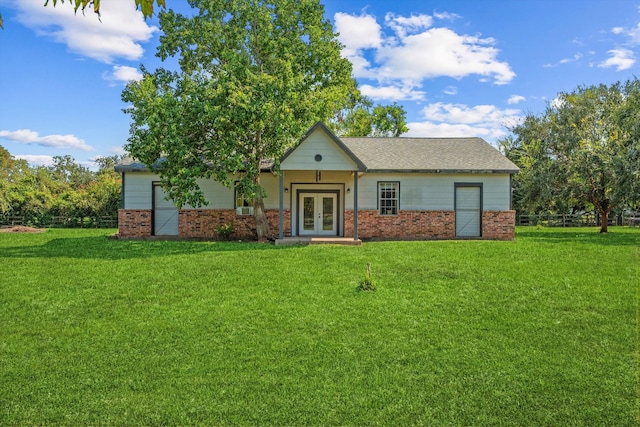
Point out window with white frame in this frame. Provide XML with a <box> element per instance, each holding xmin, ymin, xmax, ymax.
<box><xmin>234</xmin><ymin>182</ymin><xmax>254</xmax><ymax>215</ymax></box>
<box><xmin>378</xmin><ymin>181</ymin><xmax>399</xmax><ymax>215</ymax></box>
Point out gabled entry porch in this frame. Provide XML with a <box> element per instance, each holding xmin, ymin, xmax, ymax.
<box><xmin>276</xmin><ymin>171</ymin><xmax>360</xmax><ymax>241</ymax></box>
<box><xmin>276</xmin><ymin>122</ymin><xmax>365</xmax><ymax>243</ymax></box>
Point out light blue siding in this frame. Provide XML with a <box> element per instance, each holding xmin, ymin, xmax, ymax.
<box><xmin>354</xmin><ymin>173</ymin><xmax>511</xmax><ymax>211</ymax></box>
<box><xmin>281</xmin><ymin>128</ymin><xmax>358</xmax><ymax>171</ymax></box>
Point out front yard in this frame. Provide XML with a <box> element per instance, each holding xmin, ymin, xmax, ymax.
<box><xmin>1</xmin><ymin>227</ymin><xmax>638</xmax><ymax>425</ymax></box>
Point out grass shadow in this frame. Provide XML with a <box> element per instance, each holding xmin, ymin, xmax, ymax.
<box><xmin>0</xmin><ymin>236</ymin><xmax>298</xmax><ymax>260</ymax></box>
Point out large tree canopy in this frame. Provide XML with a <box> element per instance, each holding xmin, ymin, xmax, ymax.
<box><xmin>501</xmin><ymin>78</ymin><xmax>640</xmax><ymax>232</ymax></box>
<box><xmin>122</xmin><ymin>0</ymin><xmax>354</xmax><ymax>240</ymax></box>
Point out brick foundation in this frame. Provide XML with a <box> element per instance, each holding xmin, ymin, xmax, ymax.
<box><xmin>118</xmin><ymin>209</ymin><xmax>290</xmax><ymax>240</ymax></box>
<box><xmin>482</xmin><ymin>210</ymin><xmax>516</xmax><ymax>240</ymax></box>
<box><xmin>118</xmin><ymin>208</ymin><xmax>514</xmax><ymax>240</ymax></box>
<box><xmin>118</xmin><ymin>209</ymin><xmax>152</xmax><ymax>238</ymax></box>
<box><xmin>346</xmin><ymin>210</ymin><xmax>456</xmax><ymax>239</ymax></box>
<box><xmin>178</xmin><ymin>209</ymin><xmax>290</xmax><ymax>240</ymax></box>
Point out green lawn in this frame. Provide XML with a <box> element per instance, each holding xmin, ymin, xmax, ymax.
<box><xmin>1</xmin><ymin>227</ymin><xmax>638</xmax><ymax>426</ymax></box>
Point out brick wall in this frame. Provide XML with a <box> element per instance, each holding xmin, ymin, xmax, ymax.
<box><xmin>482</xmin><ymin>210</ymin><xmax>516</xmax><ymax>240</ymax></box>
<box><xmin>345</xmin><ymin>210</ymin><xmax>456</xmax><ymax>239</ymax></box>
<box><xmin>118</xmin><ymin>209</ymin><xmax>152</xmax><ymax>238</ymax></box>
<box><xmin>118</xmin><ymin>208</ymin><xmax>513</xmax><ymax>240</ymax></box>
<box><xmin>179</xmin><ymin>209</ymin><xmax>290</xmax><ymax>240</ymax></box>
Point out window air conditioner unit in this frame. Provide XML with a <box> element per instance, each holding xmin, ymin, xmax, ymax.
<box><xmin>236</xmin><ymin>207</ymin><xmax>254</xmax><ymax>215</ymax></box>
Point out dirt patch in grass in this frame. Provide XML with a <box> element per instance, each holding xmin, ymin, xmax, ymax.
<box><xmin>0</xmin><ymin>226</ymin><xmax>46</xmax><ymax>233</ymax></box>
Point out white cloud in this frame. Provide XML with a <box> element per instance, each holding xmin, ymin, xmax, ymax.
<box><xmin>507</xmin><ymin>95</ymin><xmax>526</xmax><ymax>104</ymax></box>
<box><xmin>599</xmin><ymin>48</ymin><xmax>635</xmax><ymax>71</ymax></box>
<box><xmin>14</xmin><ymin>0</ymin><xmax>157</xmax><ymax>63</ymax></box>
<box><xmin>111</xmin><ymin>146</ymin><xmax>128</xmax><ymax>156</ymax></box>
<box><xmin>15</xmin><ymin>154</ymin><xmax>55</xmax><ymax>167</ymax></box>
<box><xmin>0</xmin><ymin>129</ymin><xmax>93</xmax><ymax>151</ymax></box>
<box><xmin>102</xmin><ymin>65</ymin><xmax>144</xmax><ymax>85</ymax></box>
<box><xmin>334</xmin><ymin>12</ymin><xmax>383</xmax><ymax>78</ymax></box>
<box><xmin>406</xmin><ymin>102</ymin><xmax>522</xmax><ymax>140</ymax></box>
<box><xmin>334</xmin><ymin>12</ymin><xmax>382</xmax><ymax>51</ymax></box>
<box><xmin>384</xmin><ymin>13</ymin><xmax>433</xmax><ymax>39</ymax></box>
<box><xmin>560</xmin><ymin>53</ymin><xmax>583</xmax><ymax>64</ymax></box>
<box><xmin>544</xmin><ymin>53</ymin><xmax>583</xmax><ymax>68</ymax></box>
<box><xmin>629</xmin><ymin>23</ymin><xmax>640</xmax><ymax>44</ymax></box>
<box><xmin>406</xmin><ymin>121</ymin><xmax>501</xmax><ymax>138</ymax></box>
<box><xmin>443</xmin><ymin>86</ymin><xmax>457</xmax><ymax>95</ymax></box>
<box><xmin>360</xmin><ymin>83</ymin><xmax>426</xmax><ymax>101</ymax></box>
<box><xmin>335</xmin><ymin>12</ymin><xmax>515</xmax><ymax>90</ymax></box>
<box><xmin>422</xmin><ymin>103</ymin><xmax>519</xmax><ymax>124</ymax></box>
<box><xmin>433</xmin><ymin>11</ymin><xmax>461</xmax><ymax>21</ymax></box>
<box><xmin>608</xmin><ymin>20</ymin><xmax>640</xmax><ymax>45</ymax></box>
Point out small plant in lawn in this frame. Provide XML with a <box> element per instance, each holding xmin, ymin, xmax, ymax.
<box><xmin>357</xmin><ymin>262</ymin><xmax>377</xmax><ymax>292</ymax></box>
<box><xmin>215</xmin><ymin>222</ymin><xmax>235</xmax><ymax>240</ymax></box>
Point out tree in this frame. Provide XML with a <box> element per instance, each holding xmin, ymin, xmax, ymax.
<box><xmin>47</xmin><ymin>155</ymin><xmax>93</xmax><ymax>188</ymax></box>
<box><xmin>503</xmin><ymin>79</ymin><xmax>640</xmax><ymax>232</ymax></box>
<box><xmin>331</xmin><ymin>92</ymin><xmax>408</xmax><ymax>137</ymax></box>
<box><xmin>43</xmin><ymin>0</ymin><xmax>165</xmax><ymax>19</ymax></box>
<box><xmin>1</xmin><ymin>0</ymin><xmax>165</xmax><ymax>29</ymax></box>
<box><xmin>122</xmin><ymin>0</ymin><xmax>354</xmax><ymax>240</ymax></box>
<box><xmin>0</xmin><ymin>146</ymin><xmax>122</xmax><ymax>226</ymax></box>
<box><xmin>0</xmin><ymin>146</ymin><xmax>30</xmax><ymax>214</ymax></box>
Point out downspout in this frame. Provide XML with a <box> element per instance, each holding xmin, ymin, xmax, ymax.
<box><xmin>278</xmin><ymin>172</ymin><xmax>284</xmax><ymax>240</ymax></box>
<box><xmin>353</xmin><ymin>171</ymin><xmax>358</xmax><ymax>240</ymax></box>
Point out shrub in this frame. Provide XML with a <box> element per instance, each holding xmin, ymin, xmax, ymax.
<box><xmin>215</xmin><ymin>222</ymin><xmax>235</xmax><ymax>240</ymax></box>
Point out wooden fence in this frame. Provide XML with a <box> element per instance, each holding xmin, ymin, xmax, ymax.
<box><xmin>0</xmin><ymin>215</ymin><xmax>118</xmax><ymax>229</ymax></box>
<box><xmin>516</xmin><ymin>212</ymin><xmax>639</xmax><ymax>227</ymax></box>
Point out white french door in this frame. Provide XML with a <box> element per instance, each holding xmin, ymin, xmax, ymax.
<box><xmin>299</xmin><ymin>193</ymin><xmax>338</xmax><ymax>236</ymax></box>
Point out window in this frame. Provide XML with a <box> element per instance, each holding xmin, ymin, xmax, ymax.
<box><xmin>378</xmin><ymin>181</ymin><xmax>399</xmax><ymax>215</ymax></box>
<box><xmin>234</xmin><ymin>182</ymin><xmax>254</xmax><ymax>215</ymax></box>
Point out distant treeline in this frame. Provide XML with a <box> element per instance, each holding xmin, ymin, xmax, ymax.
<box><xmin>1</xmin><ymin>146</ymin><xmax>121</xmax><ymax>228</ymax></box>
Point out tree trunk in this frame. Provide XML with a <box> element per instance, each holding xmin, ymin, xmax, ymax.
<box><xmin>254</xmin><ymin>192</ymin><xmax>269</xmax><ymax>241</ymax></box>
<box><xmin>252</xmin><ymin>169</ymin><xmax>269</xmax><ymax>241</ymax></box>
<box><xmin>599</xmin><ymin>208</ymin><xmax>609</xmax><ymax>233</ymax></box>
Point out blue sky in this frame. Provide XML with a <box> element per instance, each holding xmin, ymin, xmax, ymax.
<box><xmin>1</xmin><ymin>0</ymin><xmax>639</xmax><ymax>169</ymax></box>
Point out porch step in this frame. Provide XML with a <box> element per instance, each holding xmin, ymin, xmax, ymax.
<box><xmin>275</xmin><ymin>237</ymin><xmax>362</xmax><ymax>246</ymax></box>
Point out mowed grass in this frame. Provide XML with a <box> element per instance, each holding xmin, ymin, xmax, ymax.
<box><xmin>0</xmin><ymin>228</ymin><xmax>638</xmax><ymax>426</ymax></box>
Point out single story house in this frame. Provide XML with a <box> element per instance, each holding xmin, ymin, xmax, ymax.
<box><xmin>115</xmin><ymin>122</ymin><xmax>519</xmax><ymax>242</ymax></box>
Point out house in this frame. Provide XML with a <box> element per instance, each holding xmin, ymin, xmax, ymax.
<box><xmin>115</xmin><ymin>122</ymin><xmax>519</xmax><ymax>242</ymax></box>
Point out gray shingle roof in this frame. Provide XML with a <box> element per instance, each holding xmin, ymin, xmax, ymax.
<box><xmin>115</xmin><ymin>122</ymin><xmax>518</xmax><ymax>174</ymax></box>
<box><xmin>114</xmin><ymin>158</ymin><xmax>152</xmax><ymax>172</ymax></box>
<box><xmin>340</xmin><ymin>137</ymin><xmax>519</xmax><ymax>173</ymax></box>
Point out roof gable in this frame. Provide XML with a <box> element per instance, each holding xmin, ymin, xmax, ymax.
<box><xmin>280</xmin><ymin>122</ymin><xmax>365</xmax><ymax>171</ymax></box>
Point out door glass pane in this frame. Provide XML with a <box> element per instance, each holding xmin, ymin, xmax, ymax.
<box><xmin>303</xmin><ymin>197</ymin><xmax>315</xmax><ymax>231</ymax></box>
<box><xmin>322</xmin><ymin>196</ymin><xmax>334</xmax><ymax>231</ymax></box>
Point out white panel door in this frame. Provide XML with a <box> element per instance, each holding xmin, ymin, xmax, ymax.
<box><xmin>153</xmin><ymin>184</ymin><xmax>179</xmax><ymax>236</ymax></box>
<box><xmin>456</xmin><ymin>186</ymin><xmax>481</xmax><ymax>237</ymax></box>
<box><xmin>299</xmin><ymin>193</ymin><xmax>337</xmax><ymax>236</ymax></box>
